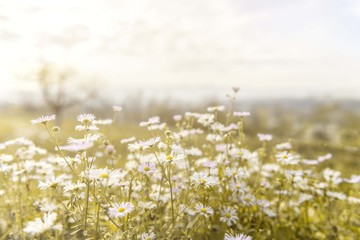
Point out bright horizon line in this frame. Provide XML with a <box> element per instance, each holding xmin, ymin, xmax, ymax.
<box><xmin>1</xmin><ymin>86</ymin><xmax>360</xmax><ymax>107</ymax></box>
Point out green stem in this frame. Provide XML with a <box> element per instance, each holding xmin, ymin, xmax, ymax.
<box><xmin>163</xmin><ymin>188</ymin><xmax>200</xmax><ymax>231</ymax></box>
<box><xmin>44</xmin><ymin>124</ymin><xmax>78</xmax><ymax>176</ymax></box>
<box><xmin>94</xmin><ymin>181</ymin><xmax>100</xmax><ymax>239</ymax></box>
<box><xmin>83</xmin><ymin>181</ymin><xmax>90</xmax><ymax>235</ymax></box>
<box><xmin>95</xmin><ymin>201</ymin><xmax>100</xmax><ymax>239</ymax></box>
<box><xmin>168</xmin><ymin>166</ymin><xmax>175</xmax><ymax>222</ymax></box>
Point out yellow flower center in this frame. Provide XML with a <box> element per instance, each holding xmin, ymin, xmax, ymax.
<box><xmin>225</xmin><ymin>213</ymin><xmax>231</xmax><ymax>218</ymax></box>
<box><xmin>144</xmin><ymin>166</ymin><xmax>150</xmax><ymax>172</ymax></box>
<box><xmin>200</xmin><ymin>207</ymin><xmax>207</xmax><ymax>213</ymax></box>
<box><xmin>118</xmin><ymin>207</ymin><xmax>126</xmax><ymax>213</ymax></box>
<box><xmin>282</xmin><ymin>155</ymin><xmax>288</xmax><ymax>159</ymax></box>
<box><xmin>200</xmin><ymin>178</ymin><xmax>206</xmax><ymax>184</ymax></box>
<box><xmin>166</xmin><ymin>155</ymin><xmax>173</xmax><ymax>161</ymax></box>
<box><xmin>236</xmin><ymin>185</ymin><xmax>241</xmax><ymax>189</ymax></box>
<box><xmin>100</xmin><ymin>173</ymin><xmax>109</xmax><ymax>179</ymax></box>
<box><xmin>50</xmin><ymin>182</ymin><xmax>58</xmax><ymax>188</ymax></box>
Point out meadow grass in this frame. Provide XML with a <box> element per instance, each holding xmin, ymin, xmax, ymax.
<box><xmin>0</xmin><ymin>91</ymin><xmax>359</xmax><ymax>239</ymax></box>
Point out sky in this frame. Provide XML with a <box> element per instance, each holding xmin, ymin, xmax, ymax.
<box><xmin>0</xmin><ymin>0</ymin><xmax>360</xmax><ymax>104</ymax></box>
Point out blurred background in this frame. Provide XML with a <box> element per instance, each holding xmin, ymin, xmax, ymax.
<box><xmin>0</xmin><ymin>0</ymin><xmax>359</xmax><ymax>172</ymax></box>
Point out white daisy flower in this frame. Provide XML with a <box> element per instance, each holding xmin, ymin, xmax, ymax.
<box><xmin>224</xmin><ymin>233</ymin><xmax>252</xmax><ymax>240</ymax></box>
<box><xmin>275</xmin><ymin>151</ymin><xmax>299</xmax><ymax>165</ymax></box>
<box><xmin>220</xmin><ymin>206</ymin><xmax>238</xmax><ymax>226</ymax></box>
<box><xmin>327</xmin><ymin>191</ymin><xmax>347</xmax><ymax>200</ymax></box>
<box><xmin>225</xmin><ymin>167</ymin><xmax>246</xmax><ymax>179</ymax></box>
<box><xmin>140</xmin><ymin>116</ymin><xmax>160</xmax><ymax>127</ymax></box>
<box><xmin>56</xmin><ymin>156</ymin><xmax>81</xmax><ymax>167</ymax></box>
<box><xmin>87</xmin><ymin>168</ymin><xmax>123</xmax><ymax>186</ymax></box>
<box><xmin>63</xmin><ymin>181</ymin><xmax>86</xmax><ymax>192</ymax></box>
<box><xmin>139</xmin><ymin>137</ymin><xmax>161</xmax><ymax>148</ymax></box>
<box><xmin>92</xmin><ymin>119</ymin><xmax>113</xmax><ymax>125</ymax></box>
<box><xmin>190</xmin><ymin>172</ymin><xmax>218</xmax><ymax>189</ymax></box>
<box><xmin>148</xmin><ymin>123</ymin><xmax>166</xmax><ymax>131</ymax></box>
<box><xmin>343</xmin><ymin>175</ymin><xmax>360</xmax><ymax>184</ymax></box>
<box><xmin>211</xmin><ymin>122</ymin><xmax>225</xmax><ymax>132</ymax></box>
<box><xmin>318</xmin><ymin>153</ymin><xmax>332</xmax><ymax>162</ymax></box>
<box><xmin>257</xmin><ymin>199</ymin><xmax>271</xmax><ymax>208</ymax></box>
<box><xmin>178</xmin><ymin>204</ymin><xmax>195</xmax><ymax>216</ymax></box>
<box><xmin>59</xmin><ymin>141</ymin><xmax>94</xmax><ymax>152</ymax></box>
<box><xmin>0</xmin><ymin>154</ymin><xmax>14</xmax><ymax>162</ymax></box>
<box><xmin>138</xmin><ymin>162</ymin><xmax>156</xmax><ymax>175</ymax></box>
<box><xmin>138</xmin><ymin>201</ymin><xmax>156</xmax><ymax>210</ymax></box>
<box><xmin>185</xmin><ymin>147</ymin><xmax>203</xmax><ymax>156</ymax></box>
<box><xmin>263</xmin><ymin>208</ymin><xmax>277</xmax><ymax>218</ymax></box>
<box><xmin>233</xmin><ymin>111</ymin><xmax>250</xmax><ymax>117</ymax></box>
<box><xmin>77</xmin><ymin>113</ymin><xmax>95</xmax><ymax>123</ymax></box>
<box><xmin>67</xmin><ymin>134</ymin><xmax>101</xmax><ymax>144</ymax></box>
<box><xmin>108</xmin><ymin>202</ymin><xmax>135</xmax><ymax>218</ymax></box>
<box><xmin>38</xmin><ymin>174</ymin><xmax>67</xmax><ymax>190</ymax></box>
<box><xmin>159</xmin><ymin>152</ymin><xmax>186</xmax><ymax>166</ymax></box>
<box><xmin>141</xmin><ymin>232</ymin><xmax>156</xmax><ymax>240</ymax></box>
<box><xmin>23</xmin><ymin>212</ymin><xmax>62</xmax><ymax>235</ymax></box>
<box><xmin>239</xmin><ymin>193</ymin><xmax>256</xmax><ymax>206</ymax></box>
<box><xmin>3</xmin><ymin>137</ymin><xmax>34</xmax><ymax>147</ymax></box>
<box><xmin>39</xmin><ymin>201</ymin><xmax>58</xmax><ymax>213</ymax></box>
<box><xmin>31</xmin><ymin>115</ymin><xmax>56</xmax><ymax>125</ymax></box>
<box><xmin>222</xmin><ymin>123</ymin><xmax>238</xmax><ymax>132</ymax></box>
<box><xmin>75</xmin><ymin>124</ymin><xmax>99</xmax><ymax>131</ymax></box>
<box><xmin>207</xmin><ymin>105</ymin><xmax>225</xmax><ymax>112</ymax></box>
<box><xmin>206</xmin><ymin>134</ymin><xmax>223</xmax><ymax>143</ymax></box>
<box><xmin>276</xmin><ymin>142</ymin><xmax>292</xmax><ymax>150</ymax></box>
<box><xmin>323</xmin><ymin>168</ymin><xmax>342</xmax><ymax>185</ymax></box>
<box><xmin>128</xmin><ymin>142</ymin><xmax>143</xmax><ymax>152</ymax></box>
<box><xmin>173</xmin><ymin>115</ymin><xmax>182</xmax><ymax>121</ymax></box>
<box><xmin>298</xmin><ymin>194</ymin><xmax>313</xmax><ymax>204</ymax></box>
<box><xmin>185</xmin><ymin>112</ymin><xmax>201</xmax><ymax>118</ymax></box>
<box><xmin>301</xmin><ymin>159</ymin><xmax>319</xmax><ymax>165</ymax></box>
<box><xmin>285</xmin><ymin>170</ymin><xmax>304</xmax><ymax>181</ymax></box>
<box><xmin>120</xmin><ymin>137</ymin><xmax>136</xmax><ymax>144</ymax></box>
<box><xmin>257</xmin><ymin>133</ymin><xmax>272</xmax><ymax>141</ymax></box>
<box><xmin>197</xmin><ymin>113</ymin><xmax>215</xmax><ymax>127</ymax></box>
<box><xmin>202</xmin><ymin>159</ymin><xmax>217</xmax><ymax>168</ymax></box>
<box><xmin>113</xmin><ymin>105</ymin><xmax>122</xmax><ymax>112</ymax></box>
<box><xmin>230</xmin><ymin>181</ymin><xmax>248</xmax><ymax>194</ymax></box>
<box><xmin>348</xmin><ymin>196</ymin><xmax>360</xmax><ymax>204</ymax></box>
<box><xmin>194</xmin><ymin>203</ymin><xmax>214</xmax><ymax>217</ymax></box>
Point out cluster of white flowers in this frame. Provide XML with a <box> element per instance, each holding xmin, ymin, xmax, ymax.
<box><xmin>0</xmin><ymin>100</ymin><xmax>357</xmax><ymax>240</ymax></box>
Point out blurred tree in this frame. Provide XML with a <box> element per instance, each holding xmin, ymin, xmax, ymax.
<box><xmin>37</xmin><ymin>63</ymin><xmax>97</xmax><ymax>123</ymax></box>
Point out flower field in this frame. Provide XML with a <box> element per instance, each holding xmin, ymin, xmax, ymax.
<box><xmin>0</xmin><ymin>90</ymin><xmax>359</xmax><ymax>240</ymax></box>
